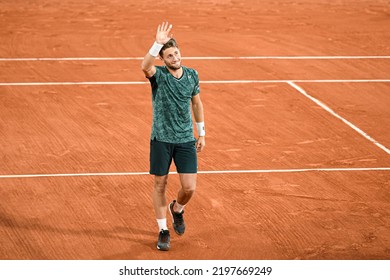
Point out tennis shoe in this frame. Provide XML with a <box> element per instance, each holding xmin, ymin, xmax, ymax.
<box><xmin>157</xmin><ymin>229</ymin><xmax>170</xmax><ymax>251</ymax></box>
<box><xmin>169</xmin><ymin>200</ymin><xmax>186</xmax><ymax>235</ymax></box>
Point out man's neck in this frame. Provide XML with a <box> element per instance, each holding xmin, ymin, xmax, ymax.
<box><xmin>168</xmin><ymin>67</ymin><xmax>183</xmax><ymax>79</ymax></box>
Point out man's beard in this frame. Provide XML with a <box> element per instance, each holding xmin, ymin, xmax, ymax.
<box><xmin>166</xmin><ymin>61</ymin><xmax>181</xmax><ymax>70</ymax></box>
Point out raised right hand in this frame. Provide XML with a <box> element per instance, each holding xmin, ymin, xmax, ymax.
<box><xmin>156</xmin><ymin>22</ymin><xmax>173</xmax><ymax>44</ymax></box>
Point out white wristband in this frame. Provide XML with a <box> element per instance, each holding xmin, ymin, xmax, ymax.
<box><xmin>149</xmin><ymin>42</ymin><xmax>164</xmax><ymax>57</ymax></box>
<box><xmin>196</xmin><ymin>122</ymin><xmax>205</xmax><ymax>137</ymax></box>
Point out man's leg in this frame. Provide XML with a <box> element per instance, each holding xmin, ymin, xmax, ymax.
<box><xmin>169</xmin><ymin>173</ymin><xmax>197</xmax><ymax>235</ymax></box>
<box><xmin>153</xmin><ymin>175</ymin><xmax>170</xmax><ymax>251</ymax></box>
<box><xmin>153</xmin><ymin>175</ymin><xmax>169</xmax><ymax>220</ymax></box>
<box><xmin>176</xmin><ymin>173</ymin><xmax>197</xmax><ymax>207</ymax></box>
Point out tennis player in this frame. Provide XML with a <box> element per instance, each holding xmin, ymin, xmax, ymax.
<box><xmin>141</xmin><ymin>22</ymin><xmax>206</xmax><ymax>251</ymax></box>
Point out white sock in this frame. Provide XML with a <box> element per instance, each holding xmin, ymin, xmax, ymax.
<box><xmin>174</xmin><ymin>201</ymin><xmax>185</xmax><ymax>213</ymax></box>
<box><xmin>157</xmin><ymin>218</ymin><xmax>168</xmax><ymax>231</ymax></box>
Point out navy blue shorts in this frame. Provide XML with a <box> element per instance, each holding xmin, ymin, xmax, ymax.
<box><xmin>150</xmin><ymin>138</ymin><xmax>198</xmax><ymax>176</ymax></box>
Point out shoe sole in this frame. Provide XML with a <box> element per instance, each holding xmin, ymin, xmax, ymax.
<box><xmin>169</xmin><ymin>202</ymin><xmax>185</xmax><ymax>236</ymax></box>
<box><xmin>157</xmin><ymin>244</ymin><xmax>170</xmax><ymax>251</ymax></box>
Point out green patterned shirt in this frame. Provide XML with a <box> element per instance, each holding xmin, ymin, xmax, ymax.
<box><xmin>148</xmin><ymin>65</ymin><xmax>200</xmax><ymax>143</ymax></box>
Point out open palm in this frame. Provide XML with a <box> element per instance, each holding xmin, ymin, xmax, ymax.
<box><xmin>156</xmin><ymin>22</ymin><xmax>173</xmax><ymax>44</ymax></box>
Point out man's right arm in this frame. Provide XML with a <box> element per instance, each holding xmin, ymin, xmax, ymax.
<box><xmin>141</xmin><ymin>22</ymin><xmax>173</xmax><ymax>78</ymax></box>
<box><xmin>141</xmin><ymin>52</ymin><xmax>158</xmax><ymax>78</ymax></box>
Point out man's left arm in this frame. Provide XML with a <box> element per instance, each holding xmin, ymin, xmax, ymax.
<box><xmin>192</xmin><ymin>94</ymin><xmax>206</xmax><ymax>152</ymax></box>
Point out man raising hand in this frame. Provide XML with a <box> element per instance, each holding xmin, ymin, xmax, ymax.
<box><xmin>141</xmin><ymin>22</ymin><xmax>206</xmax><ymax>251</ymax></box>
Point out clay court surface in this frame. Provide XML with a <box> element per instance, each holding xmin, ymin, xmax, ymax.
<box><xmin>0</xmin><ymin>0</ymin><xmax>389</xmax><ymax>260</ymax></box>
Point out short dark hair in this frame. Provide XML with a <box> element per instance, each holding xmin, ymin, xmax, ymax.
<box><xmin>159</xmin><ymin>38</ymin><xmax>179</xmax><ymax>57</ymax></box>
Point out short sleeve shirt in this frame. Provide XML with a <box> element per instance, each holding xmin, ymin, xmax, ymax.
<box><xmin>148</xmin><ymin>65</ymin><xmax>200</xmax><ymax>143</ymax></box>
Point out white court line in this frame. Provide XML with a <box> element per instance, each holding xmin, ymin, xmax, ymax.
<box><xmin>1</xmin><ymin>55</ymin><xmax>390</xmax><ymax>61</ymax></box>
<box><xmin>0</xmin><ymin>81</ymin><xmax>147</xmax><ymax>86</ymax></box>
<box><xmin>0</xmin><ymin>167</ymin><xmax>389</xmax><ymax>179</ymax></box>
<box><xmin>288</xmin><ymin>81</ymin><xmax>390</xmax><ymax>155</ymax></box>
<box><xmin>1</xmin><ymin>79</ymin><xmax>390</xmax><ymax>86</ymax></box>
<box><xmin>201</xmin><ymin>79</ymin><xmax>390</xmax><ymax>84</ymax></box>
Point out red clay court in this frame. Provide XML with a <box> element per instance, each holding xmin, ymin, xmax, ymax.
<box><xmin>0</xmin><ymin>0</ymin><xmax>389</xmax><ymax>260</ymax></box>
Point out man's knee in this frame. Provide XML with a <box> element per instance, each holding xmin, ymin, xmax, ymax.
<box><xmin>154</xmin><ymin>175</ymin><xmax>168</xmax><ymax>193</ymax></box>
<box><xmin>182</xmin><ymin>187</ymin><xmax>195</xmax><ymax>196</ymax></box>
<box><xmin>180</xmin><ymin>175</ymin><xmax>197</xmax><ymax>193</ymax></box>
